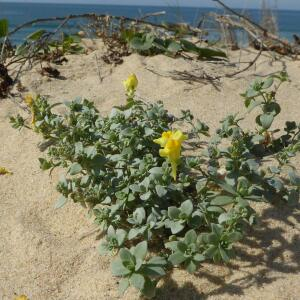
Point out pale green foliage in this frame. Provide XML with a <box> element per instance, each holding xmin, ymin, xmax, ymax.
<box><xmin>0</xmin><ymin>19</ymin><xmax>8</xmax><ymax>38</ymax></box>
<box><xmin>15</xmin><ymin>31</ymin><xmax>84</xmax><ymax>59</ymax></box>
<box><xmin>121</xmin><ymin>29</ymin><xmax>227</xmax><ymax>60</ymax></box>
<box><xmin>10</xmin><ymin>72</ymin><xmax>300</xmax><ymax>298</ymax></box>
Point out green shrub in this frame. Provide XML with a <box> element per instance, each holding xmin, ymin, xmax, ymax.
<box><xmin>11</xmin><ymin>72</ymin><xmax>300</xmax><ymax>298</ymax></box>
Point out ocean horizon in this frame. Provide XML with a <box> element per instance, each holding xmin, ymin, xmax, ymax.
<box><xmin>1</xmin><ymin>1</ymin><xmax>300</xmax><ymax>44</ymax></box>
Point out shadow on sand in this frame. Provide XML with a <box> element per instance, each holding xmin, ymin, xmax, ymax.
<box><xmin>155</xmin><ymin>203</ymin><xmax>300</xmax><ymax>300</ymax></box>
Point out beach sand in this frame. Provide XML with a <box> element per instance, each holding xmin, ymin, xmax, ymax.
<box><xmin>1</xmin><ymin>43</ymin><xmax>300</xmax><ymax>299</ymax></box>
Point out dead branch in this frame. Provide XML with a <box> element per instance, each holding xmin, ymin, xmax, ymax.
<box><xmin>8</xmin><ymin>13</ymin><xmax>203</xmax><ymax>38</ymax></box>
<box><xmin>220</xmin><ymin>46</ymin><xmax>263</xmax><ymax>78</ymax></box>
<box><xmin>211</xmin><ymin>13</ymin><xmax>298</xmax><ymax>57</ymax></box>
<box><xmin>139</xmin><ymin>11</ymin><xmax>166</xmax><ymax>20</ymax></box>
<box><xmin>211</xmin><ymin>0</ymin><xmax>296</xmax><ymax>55</ymax></box>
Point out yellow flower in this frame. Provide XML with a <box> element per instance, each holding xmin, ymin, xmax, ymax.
<box><xmin>0</xmin><ymin>167</ymin><xmax>12</xmax><ymax>176</ymax></box>
<box><xmin>153</xmin><ymin>131</ymin><xmax>172</xmax><ymax>147</ymax></box>
<box><xmin>123</xmin><ymin>74</ymin><xmax>138</xmax><ymax>96</ymax></box>
<box><xmin>15</xmin><ymin>295</ymin><xmax>29</xmax><ymax>300</ymax></box>
<box><xmin>24</xmin><ymin>94</ymin><xmax>36</xmax><ymax>126</ymax></box>
<box><xmin>154</xmin><ymin>130</ymin><xmax>187</xmax><ymax>180</ymax></box>
<box><xmin>24</xmin><ymin>94</ymin><xmax>34</xmax><ymax>107</ymax></box>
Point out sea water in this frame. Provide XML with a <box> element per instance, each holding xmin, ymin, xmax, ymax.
<box><xmin>1</xmin><ymin>1</ymin><xmax>300</xmax><ymax>44</ymax></box>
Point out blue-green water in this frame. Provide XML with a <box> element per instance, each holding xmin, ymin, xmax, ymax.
<box><xmin>1</xmin><ymin>2</ymin><xmax>300</xmax><ymax>44</ymax></box>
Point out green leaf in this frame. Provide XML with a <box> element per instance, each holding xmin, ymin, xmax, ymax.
<box><xmin>107</xmin><ymin>225</ymin><xmax>116</xmax><ymax>237</ymax></box>
<box><xmin>287</xmin><ymin>189</ymin><xmax>299</xmax><ymax>206</ymax></box>
<box><xmin>289</xmin><ymin>171</ymin><xmax>300</xmax><ymax>186</ymax></box>
<box><xmin>111</xmin><ymin>259</ymin><xmax>131</xmax><ymax>276</ymax></box>
<box><xmin>133</xmin><ymin>207</ymin><xmax>146</xmax><ymax>224</ymax></box>
<box><xmin>164</xmin><ymin>241</ymin><xmax>178</xmax><ymax>252</ymax></box>
<box><xmin>39</xmin><ymin>158</ymin><xmax>52</xmax><ymax>170</ymax></box>
<box><xmin>177</xmin><ymin>241</ymin><xmax>188</xmax><ymax>253</ymax></box>
<box><xmin>135</xmin><ymin>258</ymin><xmax>143</xmax><ymax>272</ymax></box>
<box><xmin>0</xmin><ymin>19</ymin><xmax>8</xmax><ymax>38</ymax></box>
<box><xmin>147</xmin><ymin>256</ymin><xmax>167</xmax><ymax>266</ymax></box>
<box><xmin>219</xmin><ymin>246</ymin><xmax>230</xmax><ymax>263</ymax></box>
<box><xmin>251</xmin><ymin>134</ymin><xmax>265</xmax><ymax>144</ymax></box>
<box><xmin>180</xmin><ymin>200</ymin><xmax>193</xmax><ymax>216</ymax></box>
<box><xmin>189</xmin><ymin>213</ymin><xmax>203</xmax><ymax>228</ymax></box>
<box><xmin>15</xmin><ymin>43</ymin><xmax>28</xmax><ymax>56</ymax></box>
<box><xmin>259</xmin><ymin>113</ymin><xmax>274</xmax><ymax>130</ymax></box>
<box><xmin>152</xmin><ymin>37</ymin><xmax>167</xmax><ymax>51</ymax></box>
<box><xmin>128</xmin><ymin>228</ymin><xmax>141</xmax><ymax>240</ymax></box>
<box><xmin>216</xmin><ymin>181</ymin><xmax>237</xmax><ymax>195</ymax></box>
<box><xmin>207</xmin><ymin>206</ymin><xmax>225</xmax><ymax>213</ymax></box>
<box><xmin>54</xmin><ymin>195</ymin><xmax>67</xmax><ymax>209</ymax></box>
<box><xmin>180</xmin><ymin>39</ymin><xmax>227</xmax><ymax>58</ymax></box>
<box><xmin>185</xmin><ymin>259</ymin><xmax>197</xmax><ymax>273</ymax></box>
<box><xmin>141</xmin><ymin>278</ymin><xmax>156</xmax><ymax>299</ymax></box>
<box><xmin>193</xmin><ymin>254</ymin><xmax>205</xmax><ymax>262</ymax></box>
<box><xmin>211</xmin><ymin>195</ymin><xmax>235</xmax><ymax>206</ymax></box>
<box><xmin>180</xmin><ymin>39</ymin><xmax>200</xmax><ymax>54</ymax></box>
<box><xmin>211</xmin><ymin>224</ymin><xmax>223</xmax><ymax>237</ymax></box>
<box><xmin>206</xmin><ymin>233</ymin><xmax>219</xmax><ymax>244</ymax></box>
<box><xmin>168</xmin><ymin>221</ymin><xmax>185</xmax><ymax>234</ymax></box>
<box><xmin>197</xmin><ymin>47</ymin><xmax>227</xmax><ymax>59</ymax></box>
<box><xmin>227</xmin><ymin>232</ymin><xmax>243</xmax><ymax>243</ymax></box>
<box><xmin>262</xmin><ymin>77</ymin><xmax>274</xmax><ymax>89</ymax></box>
<box><xmin>267</xmin><ymin>178</ymin><xmax>284</xmax><ymax>191</ymax></box>
<box><xmin>167</xmin><ymin>41</ymin><xmax>182</xmax><ymax>54</ymax></box>
<box><xmin>184</xmin><ymin>230</ymin><xmax>197</xmax><ymax>245</ymax></box>
<box><xmin>269</xmin><ymin>166</ymin><xmax>280</xmax><ymax>174</ymax></box>
<box><xmin>133</xmin><ymin>241</ymin><xmax>148</xmax><ymax>260</ymax></box>
<box><xmin>143</xmin><ymin>265</ymin><xmax>166</xmax><ymax>277</ymax></box>
<box><xmin>149</xmin><ymin>167</ymin><xmax>164</xmax><ymax>175</ymax></box>
<box><xmin>168</xmin><ymin>207</ymin><xmax>181</xmax><ymax>219</ymax></box>
<box><xmin>155</xmin><ymin>185</ymin><xmax>167</xmax><ymax>197</ymax></box>
<box><xmin>119</xmin><ymin>248</ymin><xmax>134</xmax><ymax>262</ymax></box>
<box><xmin>140</xmin><ymin>191</ymin><xmax>151</xmax><ymax>201</ymax></box>
<box><xmin>69</xmin><ymin>162</ymin><xmax>82</xmax><ymax>175</ymax></box>
<box><xmin>264</xmin><ymin>102</ymin><xmax>281</xmax><ymax>116</ymax></box>
<box><xmin>218</xmin><ymin>213</ymin><xmax>231</xmax><ymax>224</ymax></box>
<box><xmin>130</xmin><ymin>273</ymin><xmax>145</xmax><ymax>291</ymax></box>
<box><xmin>116</xmin><ymin>229</ymin><xmax>127</xmax><ymax>246</ymax></box>
<box><xmin>204</xmin><ymin>245</ymin><xmax>217</xmax><ymax>258</ymax></box>
<box><xmin>246</xmin><ymin>99</ymin><xmax>263</xmax><ymax>113</ymax></box>
<box><xmin>130</xmin><ymin>34</ymin><xmax>154</xmax><ymax>51</ymax></box>
<box><xmin>118</xmin><ymin>278</ymin><xmax>130</xmax><ymax>295</ymax></box>
<box><xmin>169</xmin><ymin>252</ymin><xmax>187</xmax><ymax>265</ymax></box>
<box><xmin>27</xmin><ymin>29</ymin><xmax>46</xmax><ymax>41</ymax></box>
<box><xmin>246</xmin><ymin>88</ymin><xmax>260</xmax><ymax>98</ymax></box>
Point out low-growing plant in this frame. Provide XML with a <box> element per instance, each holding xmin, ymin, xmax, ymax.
<box><xmin>15</xmin><ymin>30</ymin><xmax>85</xmax><ymax>63</ymax></box>
<box><xmin>121</xmin><ymin>29</ymin><xmax>227</xmax><ymax>60</ymax></box>
<box><xmin>11</xmin><ymin>72</ymin><xmax>300</xmax><ymax>298</ymax></box>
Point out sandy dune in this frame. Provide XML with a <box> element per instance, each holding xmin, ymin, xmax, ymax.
<box><xmin>1</xmin><ymin>44</ymin><xmax>300</xmax><ymax>299</ymax></box>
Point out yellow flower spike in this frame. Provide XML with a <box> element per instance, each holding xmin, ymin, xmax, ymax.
<box><xmin>171</xmin><ymin>161</ymin><xmax>178</xmax><ymax>181</ymax></box>
<box><xmin>154</xmin><ymin>130</ymin><xmax>187</xmax><ymax>181</ymax></box>
<box><xmin>0</xmin><ymin>166</ymin><xmax>13</xmax><ymax>176</ymax></box>
<box><xmin>123</xmin><ymin>74</ymin><xmax>138</xmax><ymax>96</ymax></box>
<box><xmin>24</xmin><ymin>94</ymin><xmax>34</xmax><ymax>107</ymax></box>
<box><xmin>153</xmin><ymin>131</ymin><xmax>172</xmax><ymax>147</ymax></box>
<box><xmin>15</xmin><ymin>295</ymin><xmax>29</xmax><ymax>300</ymax></box>
<box><xmin>23</xmin><ymin>94</ymin><xmax>36</xmax><ymax>126</ymax></box>
<box><xmin>171</xmin><ymin>130</ymin><xmax>188</xmax><ymax>143</ymax></box>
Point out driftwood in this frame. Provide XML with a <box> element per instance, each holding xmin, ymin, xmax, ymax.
<box><xmin>211</xmin><ymin>0</ymin><xmax>298</xmax><ymax>57</ymax></box>
<box><xmin>212</xmin><ymin>13</ymin><xmax>298</xmax><ymax>57</ymax></box>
